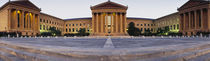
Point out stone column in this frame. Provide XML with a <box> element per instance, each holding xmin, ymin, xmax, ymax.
<box><xmin>21</xmin><ymin>11</ymin><xmax>24</xmax><ymax>30</ymax></box>
<box><xmin>14</xmin><ymin>10</ymin><xmax>18</xmax><ymax>29</ymax></box>
<box><xmin>120</xmin><ymin>13</ymin><xmax>123</xmax><ymax>33</ymax></box>
<box><xmin>183</xmin><ymin>13</ymin><xmax>186</xmax><ymax>31</ymax></box>
<box><xmin>105</xmin><ymin>13</ymin><xmax>108</xmax><ymax>33</ymax></box>
<box><xmin>8</xmin><ymin>9</ymin><xmax>11</xmax><ymax>30</ymax></box>
<box><xmin>96</xmin><ymin>13</ymin><xmax>99</xmax><ymax>33</ymax></box>
<box><xmin>201</xmin><ymin>9</ymin><xmax>203</xmax><ymax>29</ymax></box>
<box><xmin>101</xmin><ymin>13</ymin><xmax>104</xmax><ymax>33</ymax></box>
<box><xmin>189</xmin><ymin>12</ymin><xmax>191</xmax><ymax>30</ymax></box>
<box><xmin>111</xmin><ymin>13</ymin><xmax>114</xmax><ymax>33</ymax></box>
<box><xmin>124</xmin><ymin>13</ymin><xmax>127</xmax><ymax>33</ymax></box>
<box><xmin>116</xmin><ymin>13</ymin><xmax>118</xmax><ymax>33</ymax></box>
<box><xmin>33</xmin><ymin>13</ymin><xmax>35</xmax><ymax>31</ymax></box>
<box><xmin>92</xmin><ymin>13</ymin><xmax>95</xmax><ymax>33</ymax></box>
<box><xmin>208</xmin><ymin>9</ymin><xmax>210</xmax><ymax>30</ymax></box>
<box><xmin>194</xmin><ymin>11</ymin><xmax>197</xmax><ymax>29</ymax></box>
<box><xmin>27</xmin><ymin>13</ymin><xmax>30</xmax><ymax>30</ymax></box>
<box><xmin>37</xmin><ymin>14</ymin><xmax>40</xmax><ymax>32</ymax></box>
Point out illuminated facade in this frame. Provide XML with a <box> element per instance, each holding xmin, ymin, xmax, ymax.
<box><xmin>178</xmin><ymin>0</ymin><xmax>210</xmax><ymax>36</ymax></box>
<box><xmin>2</xmin><ymin>0</ymin><xmax>206</xmax><ymax>36</ymax></box>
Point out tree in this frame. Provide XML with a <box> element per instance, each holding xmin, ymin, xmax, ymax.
<box><xmin>144</xmin><ymin>29</ymin><xmax>152</xmax><ymax>36</ymax></box>
<box><xmin>77</xmin><ymin>28</ymin><xmax>89</xmax><ymax>36</ymax></box>
<box><xmin>49</xmin><ymin>27</ymin><xmax>61</xmax><ymax>36</ymax></box>
<box><xmin>127</xmin><ymin>22</ymin><xmax>141</xmax><ymax>36</ymax></box>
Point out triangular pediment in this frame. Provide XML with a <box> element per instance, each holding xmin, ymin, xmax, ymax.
<box><xmin>91</xmin><ymin>1</ymin><xmax>128</xmax><ymax>10</ymax></box>
<box><xmin>9</xmin><ymin>0</ymin><xmax>41</xmax><ymax>11</ymax></box>
<box><xmin>178</xmin><ymin>0</ymin><xmax>209</xmax><ymax>10</ymax></box>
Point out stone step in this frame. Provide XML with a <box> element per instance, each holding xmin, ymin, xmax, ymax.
<box><xmin>0</xmin><ymin>46</ymin><xmax>101</xmax><ymax>61</ymax></box>
<box><xmin>134</xmin><ymin>47</ymin><xmax>210</xmax><ymax>61</ymax></box>
<box><xmin>0</xmin><ymin>50</ymin><xmax>25</xmax><ymax>61</ymax></box>
<box><xmin>0</xmin><ymin>52</ymin><xmax>12</xmax><ymax>61</ymax></box>
<box><xmin>0</xmin><ymin>46</ymin><xmax>47</xmax><ymax>61</ymax></box>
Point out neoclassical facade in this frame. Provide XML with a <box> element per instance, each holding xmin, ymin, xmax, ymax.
<box><xmin>0</xmin><ymin>0</ymin><xmax>40</xmax><ymax>36</ymax></box>
<box><xmin>90</xmin><ymin>1</ymin><xmax>128</xmax><ymax>36</ymax></box>
<box><xmin>178</xmin><ymin>0</ymin><xmax>210</xmax><ymax>36</ymax></box>
<box><xmin>1</xmin><ymin>0</ymin><xmax>208</xmax><ymax>36</ymax></box>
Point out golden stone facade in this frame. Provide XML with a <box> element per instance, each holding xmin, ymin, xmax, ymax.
<box><xmin>178</xmin><ymin>0</ymin><xmax>210</xmax><ymax>36</ymax></box>
<box><xmin>90</xmin><ymin>1</ymin><xmax>128</xmax><ymax>36</ymax></box>
<box><xmin>0</xmin><ymin>0</ymin><xmax>40</xmax><ymax>36</ymax></box>
<box><xmin>1</xmin><ymin>0</ymin><xmax>208</xmax><ymax>36</ymax></box>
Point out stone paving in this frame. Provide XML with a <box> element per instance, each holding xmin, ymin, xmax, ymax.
<box><xmin>0</xmin><ymin>36</ymin><xmax>209</xmax><ymax>61</ymax></box>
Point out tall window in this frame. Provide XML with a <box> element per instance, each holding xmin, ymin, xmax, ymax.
<box><xmin>29</xmin><ymin>14</ymin><xmax>31</xmax><ymax>28</ymax></box>
<box><xmin>24</xmin><ymin>15</ymin><xmax>26</xmax><ymax>28</ymax></box>
<box><xmin>40</xmin><ymin>25</ymin><xmax>42</xmax><ymax>30</ymax></box>
<box><xmin>69</xmin><ymin>28</ymin><xmax>71</xmax><ymax>32</ymax></box>
<box><xmin>17</xmin><ymin>13</ymin><xmax>20</xmax><ymax>28</ymax></box>
<box><xmin>106</xmin><ymin>16</ymin><xmax>111</xmax><ymax>33</ymax></box>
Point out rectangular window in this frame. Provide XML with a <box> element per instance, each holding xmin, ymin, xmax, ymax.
<box><xmin>174</xmin><ymin>25</ymin><xmax>176</xmax><ymax>30</ymax></box>
<box><xmin>177</xmin><ymin>24</ymin><xmax>179</xmax><ymax>29</ymax></box>
<box><xmin>43</xmin><ymin>25</ymin><xmax>45</xmax><ymax>30</ymax></box>
<box><xmin>40</xmin><ymin>25</ymin><xmax>42</xmax><ymax>30</ymax></box>
<box><xmin>40</xmin><ymin>19</ymin><xmax>42</xmax><ymax>22</ymax></box>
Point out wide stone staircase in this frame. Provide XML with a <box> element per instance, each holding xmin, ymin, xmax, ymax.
<box><xmin>0</xmin><ymin>42</ymin><xmax>210</xmax><ymax>61</ymax></box>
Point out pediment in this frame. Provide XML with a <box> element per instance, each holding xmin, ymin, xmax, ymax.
<box><xmin>91</xmin><ymin>1</ymin><xmax>128</xmax><ymax>10</ymax></box>
<box><xmin>10</xmin><ymin>0</ymin><xmax>41</xmax><ymax>11</ymax></box>
<box><xmin>178</xmin><ymin>0</ymin><xmax>209</xmax><ymax>10</ymax></box>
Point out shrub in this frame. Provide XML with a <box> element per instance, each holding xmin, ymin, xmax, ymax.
<box><xmin>40</xmin><ymin>32</ymin><xmax>52</xmax><ymax>36</ymax></box>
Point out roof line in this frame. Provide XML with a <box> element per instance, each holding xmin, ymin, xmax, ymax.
<box><xmin>40</xmin><ymin>12</ymin><xmax>63</xmax><ymax>20</ymax></box>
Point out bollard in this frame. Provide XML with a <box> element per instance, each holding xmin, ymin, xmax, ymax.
<box><xmin>8</xmin><ymin>34</ymin><xmax>10</xmax><ymax>38</ymax></box>
<box><xmin>152</xmin><ymin>36</ymin><xmax>155</xmax><ymax>38</ymax></box>
<box><xmin>142</xmin><ymin>36</ymin><xmax>145</xmax><ymax>38</ymax></box>
<box><xmin>176</xmin><ymin>36</ymin><xmax>179</xmax><ymax>38</ymax></box>
<box><xmin>47</xmin><ymin>36</ymin><xmax>50</xmax><ymax>38</ymax></box>
<box><xmin>200</xmin><ymin>33</ymin><xmax>203</xmax><ymax>38</ymax></box>
<box><xmin>161</xmin><ymin>36</ymin><xmax>164</xmax><ymax>38</ymax></box>
<box><xmin>16</xmin><ymin>34</ymin><xmax>19</xmax><ymax>38</ymax></box>
<box><xmin>64</xmin><ymin>36</ymin><xmax>67</xmax><ymax>39</ymax></box>
<box><xmin>55</xmin><ymin>36</ymin><xmax>58</xmax><ymax>38</ymax></box>
<box><xmin>169</xmin><ymin>36</ymin><xmax>172</xmax><ymax>38</ymax></box>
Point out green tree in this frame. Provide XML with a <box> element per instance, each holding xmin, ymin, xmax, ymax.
<box><xmin>127</xmin><ymin>22</ymin><xmax>141</xmax><ymax>36</ymax></box>
<box><xmin>144</xmin><ymin>29</ymin><xmax>152</xmax><ymax>36</ymax></box>
<box><xmin>77</xmin><ymin>28</ymin><xmax>89</xmax><ymax>36</ymax></box>
<box><xmin>49</xmin><ymin>27</ymin><xmax>61</xmax><ymax>36</ymax></box>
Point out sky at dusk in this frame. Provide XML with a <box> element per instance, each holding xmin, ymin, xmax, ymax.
<box><xmin>0</xmin><ymin>0</ymin><xmax>188</xmax><ymax>19</ymax></box>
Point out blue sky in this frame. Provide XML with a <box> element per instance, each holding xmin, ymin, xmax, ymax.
<box><xmin>0</xmin><ymin>0</ymin><xmax>188</xmax><ymax>19</ymax></box>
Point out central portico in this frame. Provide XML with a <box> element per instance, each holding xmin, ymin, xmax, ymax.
<box><xmin>90</xmin><ymin>1</ymin><xmax>128</xmax><ymax>36</ymax></box>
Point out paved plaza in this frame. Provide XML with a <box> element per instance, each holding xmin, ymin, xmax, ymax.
<box><xmin>0</xmin><ymin>37</ymin><xmax>209</xmax><ymax>61</ymax></box>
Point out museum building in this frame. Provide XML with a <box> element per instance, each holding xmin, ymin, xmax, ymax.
<box><xmin>1</xmin><ymin>0</ymin><xmax>207</xmax><ymax>36</ymax></box>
